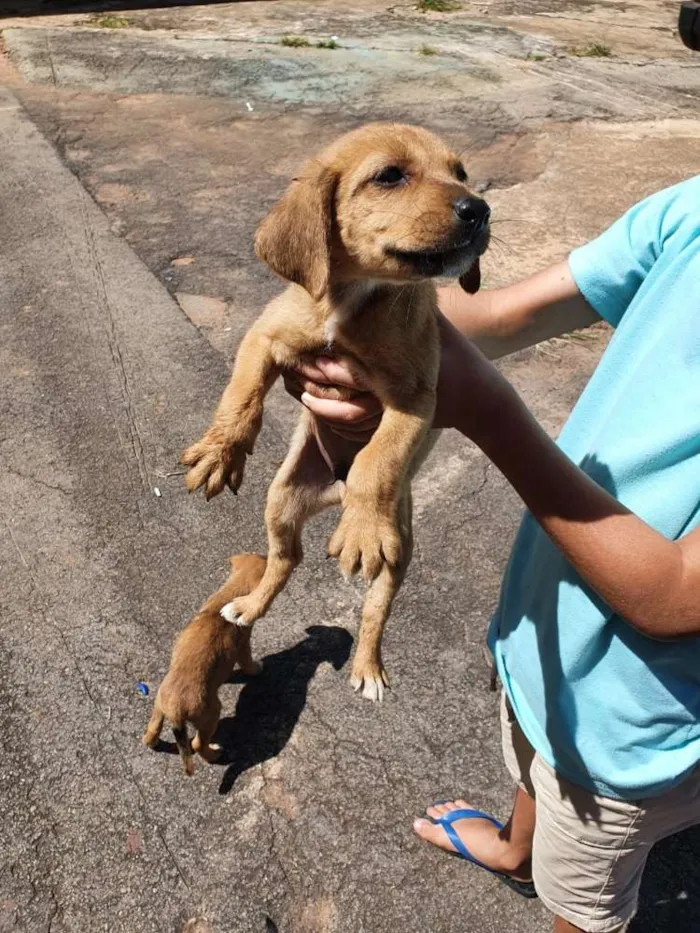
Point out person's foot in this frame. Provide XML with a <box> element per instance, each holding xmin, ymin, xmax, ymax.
<box><xmin>413</xmin><ymin>799</ymin><xmax>533</xmax><ymax>882</ymax></box>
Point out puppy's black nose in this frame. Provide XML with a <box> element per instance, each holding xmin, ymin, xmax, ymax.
<box><xmin>453</xmin><ymin>197</ymin><xmax>491</xmax><ymax>232</ymax></box>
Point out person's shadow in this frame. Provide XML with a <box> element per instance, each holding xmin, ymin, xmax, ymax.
<box><xmin>216</xmin><ymin>625</ymin><xmax>352</xmax><ymax>795</ymax></box>
<box><xmin>630</xmin><ymin>825</ymin><xmax>700</xmax><ymax>931</ymax></box>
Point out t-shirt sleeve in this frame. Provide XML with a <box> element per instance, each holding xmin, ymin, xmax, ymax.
<box><xmin>568</xmin><ymin>184</ymin><xmax>680</xmax><ymax>328</ymax></box>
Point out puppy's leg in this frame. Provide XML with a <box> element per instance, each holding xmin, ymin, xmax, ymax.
<box><xmin>191</xmin><ymin>699</ymin><xmax>222</xmax><ymax>763</ymax></box>
<box><xmin>142</xmin><ymin>700</ymin><xmax>165</xmax><ymax>748</ymax></box>
<box><xmin>237</xmin><ymin>626</ymin><xmax>263</xmax><ymax>676</ymax></box>
<box><xmin>329</xmin><ymin>395</ymin><xmax>433</xmax><ymax>582</ymax></box>
<box><xmin>223</xmin><ymin>415</ymin><xmax>342</xmax><ymax>626</ymax></box>
<box><xmin>182</xmin><ymin>328</ymin><xmax>280</xmax><ymax>499</ymax></box>
<box><xmin>351</xmin><ymin>493</ymin><xmax>413</xmax><ymax>702</ymax></box>
<box><xmin>172</xmin><ymin>721</ymin><xmax>195</xmax><ymax>776</ymax></box>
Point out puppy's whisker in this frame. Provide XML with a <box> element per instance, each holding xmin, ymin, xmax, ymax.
<box><xmin>387</xmin><ymin>283</ymin><xmax>408</xmax><ymax>321</ymax></box>
<box><xmin>371</xmin><ymin>208</ymin><xmax>447</xmax><ymax>227</ymax></box>
<box><xmin>404</xmin><ymin>283</ymin><xmax>417</xmax><ymax>330</ymax></box>
<box><xmin>489</xmin><ymin>234</ymin><xmax>515</xmax><ymax>255</ymax></box>
<box><xmin>456</xmin><ymin>139</ymin><xmax>480</xmax><ymax>159</ymax></box>
<box><xmin>387</xmin><ymin>219</ymin><xmax>453</xmax><ymax>248</ymax></box>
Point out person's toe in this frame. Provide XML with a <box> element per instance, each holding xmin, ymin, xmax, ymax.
<box><xmin>412</xmin><ymin>817</ymin><xmax>457</xmax><ymax>854</ymax></box>
<box><xmin>426</xmin><ymin>800</ymin><xmax>464</xmax><ymax>819</ymax></box>
<box><xmin>425</xmin><ymin>803</ymin><xmax>446</xmax><ymax>819</ymax></box>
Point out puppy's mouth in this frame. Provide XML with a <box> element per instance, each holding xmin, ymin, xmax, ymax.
<box><xmin>386</xmin><ymin>226</ymin><xmax>489</xmax><ymax>280</ymax></box>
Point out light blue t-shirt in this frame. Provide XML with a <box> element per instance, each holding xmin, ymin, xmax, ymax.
<box><xmin>489</xmin><ymin>176</ymin><xmax>700</xmax><ymax>800</ymax></box>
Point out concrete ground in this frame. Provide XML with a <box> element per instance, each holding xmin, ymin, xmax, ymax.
<box><xmin>0</xmin><ymin>2</ymin><xmax>699</xmax><ymax>932</ymax></box>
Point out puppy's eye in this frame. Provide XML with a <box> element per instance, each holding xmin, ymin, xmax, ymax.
<box><xmin>454</xmin><ymin>164</ymin><xmax>468</xmax><ymax>183</ymax></box>
<box><xmin>373</xmin><ymin>166</ymin><xmax>407</xmax><ymax>187</ymax></box>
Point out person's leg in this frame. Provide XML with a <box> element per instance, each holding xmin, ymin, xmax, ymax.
<box><xmin>555</xmin><ymin>920</ymin><xmax>585</xmax><ymax>933</ymax></box>
<box><xmin>413</xmin><ymin>785</ymin><xmax>535</xmax><ymax>880</ymax></box>
<box><xmin>414</xmin><ymin>689</ymin><xmax>538</xmax><ymax>878</ymax></box>
<box><xmin>530</xmin><ymin>754</ymin><xmax>655</xmax><ymax>933</ymax></box>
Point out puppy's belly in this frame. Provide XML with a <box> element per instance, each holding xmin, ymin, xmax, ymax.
<box><xmin>313</xmin><ymin>420</ymin><xmax>364</xmax><ymax>483</ymax></box>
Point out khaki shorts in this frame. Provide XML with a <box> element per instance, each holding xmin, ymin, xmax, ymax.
<box><xmin>501</xmin><ymin>692</ymin><xmax>700</xmax><ymax>932</ymax></box>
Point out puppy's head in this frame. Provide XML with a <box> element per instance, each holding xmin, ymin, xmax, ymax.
<box><xmin>255</xmin><ymin>123</ymin><xmax>490</xmax><ymax>300</ymax></box>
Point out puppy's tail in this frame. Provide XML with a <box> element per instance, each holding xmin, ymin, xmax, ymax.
<box><xmin>172</xmin><ymin>721</ymin><xmax>195</xmax><ymax>776</ymax></box>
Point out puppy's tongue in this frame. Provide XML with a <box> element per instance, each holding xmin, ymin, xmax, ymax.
<box><xmin>458</xmin><ymin>259</ymin><xmax>481</xmax><ymax>294</ymax></box>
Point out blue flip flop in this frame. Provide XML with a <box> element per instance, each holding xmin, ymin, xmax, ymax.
<box><xmin>426</xmin><ymin>806</ymin><xmax>538</xmax><ymax>900</ymax></box>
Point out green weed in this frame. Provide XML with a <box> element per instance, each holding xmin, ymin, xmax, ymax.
<box><xmin>279</xmin><ymin>35</ymin><xmax>311</xmax><ymax>48</ymax></box>
<box><xmin>569</xmin><ymin>42</ymin><xmax>612</xmax><ymax>57</ymax></box>
<box><xmin>92</xmin><ymin>14</ymin><xmax>130</xmax><ymax>28</ymax></box>
<box><xmin>417</xmin><ymin>0</ymin><xmax>461</xmax><ymax>12</ymax></box>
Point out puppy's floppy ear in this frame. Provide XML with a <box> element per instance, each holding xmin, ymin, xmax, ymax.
<box><xmin>254</xmin><ymin>162</ymin><xmax>337</xmax><ymax>301</ymax></box>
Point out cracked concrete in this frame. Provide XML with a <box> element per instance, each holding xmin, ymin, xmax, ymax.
<box><xmin>1</xmin><ymin>2</ymin><xmax>700</xmax><ymax>932</ymax></box>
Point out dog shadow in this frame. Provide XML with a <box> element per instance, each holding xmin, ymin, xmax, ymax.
<box><xmin>215</xmin><ymin>624</ymin><xmax>352</xmax><ymax>795</ymax></box>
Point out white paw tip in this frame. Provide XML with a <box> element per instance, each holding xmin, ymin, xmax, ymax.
<box><xmin>209</xmin><ymin>743</ymin><xmax>221</xmax><ymax>752</ymax></box>
<box><xmin>220</xmin><ymin>603</ymin><xmax>236</xmax><ymax>623</ymax></box>
<box><xmin>362</xmin><ymin>679</ymin><xmax>383</xmax><ymax>702</ymax></box>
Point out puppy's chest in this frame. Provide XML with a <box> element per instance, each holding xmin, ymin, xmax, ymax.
<box><xmin>267</xmin><ymin>291</ymin><xmax>435</xmax><ymax>378</ymax></box>
<box><xmin>327</xmin><ymin>309</ymin><xmax>436</xmax><ymax>383</ymax></box>
<box><xmin>323</xmin><ymin>315</ymin><xmax>340</xmax><ymax>348</ymax></box>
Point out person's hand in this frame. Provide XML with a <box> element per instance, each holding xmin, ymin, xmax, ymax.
<box><xmin>282</xmin><ymin>357</ymin><xmax>382</xmax><ymax>443</ymax></box>
<box><xmin>283</xmin><ymin>314</ymin><xmax>512</xmax><ymax>444</ymax></box>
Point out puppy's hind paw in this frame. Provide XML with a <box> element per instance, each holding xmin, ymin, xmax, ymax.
<box><xmin>350</xmin><ymin>665</ymin><xmax>390</xmax><ymax>703</ymax></box>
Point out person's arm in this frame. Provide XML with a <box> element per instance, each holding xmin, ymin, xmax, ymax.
<box><xmin>438</xmin><ymin>260</ymin><xmax>600</xmax><ymax>361</ymax></box>
<box><xmin>299</xmin><ymin>316</ymin><xmax>700</xmax><ymax>640</ymax></box>
<box><xmin>437</xmin><ymin>317</ymin><xmax>700</xmax><ymax>641</ymax></box>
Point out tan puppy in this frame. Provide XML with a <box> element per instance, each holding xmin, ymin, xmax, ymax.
<box><xmin>182</xmin><ymin>124</ymin><xmax>490</xmax><ymax>701</ymax></box>
<box><xmin>142</xmin><ymin>553</ymin><xmax>266</xmax><ymax>774</ymax></box>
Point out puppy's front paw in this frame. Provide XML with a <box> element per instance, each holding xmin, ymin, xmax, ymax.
<box><xmin>328</xmin><ymin>502</ymin><xmax>402</xmax><ymax>581</ymax></box>
<box><xmin>181</xmin><ymin>431</ymin><xmax>248</xmax><ymax>500</ymax></box>
<box><xmin>350</xmin><ymin>656</ymin><xmax>390</xmax><ymax>702</ymax></box>
<box><xmin>239</xmin><ymin>658</ymin><xmax>263</xmax><ymax>676</ymax></box>
<box><xmin>220</xmin><ymin>594</ymin><xmax>263</xmax><ymax>627</ymax></box>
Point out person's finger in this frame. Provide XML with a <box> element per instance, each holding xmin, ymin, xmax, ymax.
<box><xmin>295</xmin><ymin>379</ymin><xmax>366</xmax><ymax>402</ymax></box>
<box><xmin>284</xmin><ymin>369</ymin><xmax>358</xmax><ymax>402</ymax></box>
<box><xmin>313</xmin><ymin>356</ymin><xmax>368</xmax><ymax>390</ymax></box>
<box><xmin>301</xmin><ymin>392</ymin><xmax>376</xmax><ymax>424</ymax></box>
<box><xmin>289</xmin><ymin>360</ymin><xmax>336</xmax><ymax>385</ymax></box>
